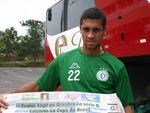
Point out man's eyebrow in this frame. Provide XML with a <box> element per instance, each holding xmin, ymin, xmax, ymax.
<box><xmin>82</xmin><ymin>27</ymin><xmax>89</xmax><ymax>30</ymax></box>
<box><xmin>93</xmin><ymin>28</ymin><xmax>102</xmax><ymax>30</ymax></box>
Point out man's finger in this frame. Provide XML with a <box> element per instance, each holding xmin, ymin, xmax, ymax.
<box><xmin>0</xmin><ymin>108</ymin><xmax>2</xmax><ymax>113</ymax></box>
<box><xmin>0</xmin><ymin>95</ymin><xmax>8</xmax><ymax>109</ymax></box>
<box><xmin>0</xmin><ymin>102</ymin><xmax>8</xmax><ymax>109</ymax></box>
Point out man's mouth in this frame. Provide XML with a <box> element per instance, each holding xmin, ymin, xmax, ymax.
<box><xmin>87</xmin><ymin>40</ymin><xmax>95</xmax><ymax>45</ymax></box>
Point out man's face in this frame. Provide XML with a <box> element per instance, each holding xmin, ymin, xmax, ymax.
<box><xmin>43</xmin><ymin>94</ymin><xmax>47</xmax><ymax>99</ymax></box>
<box><xmin>80</xmin><ymin>19</ymin><xmax>107</xmax><ymax>51</ymax></box>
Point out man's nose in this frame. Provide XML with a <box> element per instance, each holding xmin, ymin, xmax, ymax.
<box><xmin>87</xmin><ymin>30</ymin><xmax>94</xmax><ymax>39</ymax></box>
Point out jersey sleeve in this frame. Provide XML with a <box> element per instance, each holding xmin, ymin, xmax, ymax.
<box><xmin>114</xmin><ymin>66</ymin><xmax>134</xmax><ymax>106</ymax></box>
<box><xmin>36</xmin><ymin>57</ymin><xmax>60</xmax><ymax>91</ymax></box>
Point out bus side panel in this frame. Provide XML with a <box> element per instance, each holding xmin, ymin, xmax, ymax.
<box><xmin>95</xmin><ymin>0</ymin><xmax>150</xmax><ymax>109</ymax></box>
<box><xmin>45</xmin><ymin>34</ymin><xmax>54</xmax><ymax>68</ymax></box>
<box><xmin>95</xmin><ymin>0</ymin><xmax>150</xmax><ymax>57</ymax></box>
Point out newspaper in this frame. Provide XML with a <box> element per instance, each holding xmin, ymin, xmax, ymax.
<box><xmin>2</xmin><ymin>92</ymin><xmax>125</xmax><ymax>113</ymax></box>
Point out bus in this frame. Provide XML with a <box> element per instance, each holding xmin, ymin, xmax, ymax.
<box><xmin>45</xmin><ymin>0</ymin><xmax>150</xmax><ymax>111</ymax></box>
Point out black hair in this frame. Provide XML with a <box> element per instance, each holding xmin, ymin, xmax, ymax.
<box><xmin>80</xmin><ymin>7</ymin><xmax>106</xmax><ymax>28</ymax></box>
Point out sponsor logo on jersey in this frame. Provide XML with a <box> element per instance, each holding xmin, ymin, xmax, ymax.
<box><xmin>96</xmin><ymin>68</ymin><xmax>109</xmax><ymax>81</ymax></box>
<box><xmin>69</xmin><ymin>63</ymin><xmax>80</xmax><ymax>69</ymax></box>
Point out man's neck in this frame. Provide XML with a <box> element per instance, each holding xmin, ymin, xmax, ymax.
<box><xmin>81</xmin><ymin>47</ymin><xmax>104</xmax><ymax>55</ymax></box>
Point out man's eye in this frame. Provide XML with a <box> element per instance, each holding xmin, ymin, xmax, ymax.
<box><xmin>93</xmin><ymin>28</ymin><xmax>101</xmax><ymax>32</ymax></box>
<box><xmin>83</xmin><ymin>28</ymin><xmax>89</xmax><ymax>32</ymax></box>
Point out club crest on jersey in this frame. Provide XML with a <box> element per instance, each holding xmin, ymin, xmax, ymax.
<box><xmin>96</xmin><ymin>68</ymin><xmax>109</xmax><ymax>81</ymax></box>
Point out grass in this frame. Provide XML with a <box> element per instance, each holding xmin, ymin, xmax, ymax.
<box><xmin>0</xmin><ymin>60</ymin><xmax>45</xmax><ymax>67</ymax></box>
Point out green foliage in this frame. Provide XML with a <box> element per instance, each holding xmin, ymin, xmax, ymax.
<box><xmin>0</xmin><ymin>60</ymin><xmax>45</xmax><ymax>67</ymax></box>
<box><xmin>20</xmin><ymin>20</ymin><xmax>45</xmax><ymax>66</ymax></box>
<box><xmin>0</xmin><ymin>27</ymin><xmax>18</xmax><ymax>57</ymax></box>
<box><xmin>17</xmin><ymin>63</ymin><xmax>28</xmax><ymax>67</ymax></box>
<box><xmin>0</xmin><ymin>19</ymin><xmax>45</xmax><ymax>67</ymax></box>
<box><xmin>0</xmin><ymin>55</ymin><xmax>3</xmax><ymax>61</ymax></box>
<box><xmin>0</xmin><ymin>42</ymin><xmax>6</xmax><ymax>53</ymax></box>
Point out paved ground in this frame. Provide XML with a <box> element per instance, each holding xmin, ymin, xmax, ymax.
<box><xmin>0</xmin><ymin>68</ymin><xmax>46</xmax><ymax>94</ymax></box>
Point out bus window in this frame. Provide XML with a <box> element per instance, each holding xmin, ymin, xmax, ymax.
<box><xmin>83</xmin><ymin>0</ymin><xmax>95</xmax><ymax>10</ymax></box>
<box><xmin>48</xmin><ymin>9</ymin><xmax>52</xmax><ymax>21</ymax></box>
<box><xmin>67</xmin><ymin>0</ymin><xmax>84</xmax><ymax>30</ymax></box>
<box><xmin>67</xmin><ymin>0</ymin><xmax>95</xmax><ymax>30</ymax></box>
<box><xmin>46</xmin><ymin>1</ymin><xmax>63</xmax><ymax>36</ymax></box>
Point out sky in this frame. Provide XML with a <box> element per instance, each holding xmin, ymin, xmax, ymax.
<box><xmin>0</xmin><ymin>0</ymin><xmax>59</xmax><ymax>36</ymax></box>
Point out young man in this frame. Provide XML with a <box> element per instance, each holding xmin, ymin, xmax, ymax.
<box><xmin>0</xmin><ymin>8</ymin><xmax>134</xmax><ymax>113</ymax></box>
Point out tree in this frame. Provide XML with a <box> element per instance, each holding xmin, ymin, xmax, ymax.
<box><xmin>20</xmin><ymin>20</ymin><xmax>45</xmax><ymax>66</ymax></box>
<box><xmin>0</xmin><ymin>27</ymin><xmax>18</xmax><ymax>57</ymax></box>
<box><xmin>0</xmin><ymin>31</ymin><xmax>6</xmax><ymax>57</ymax></box>
<box><xmin>15</xmin><ymin>35</ymin><xmax>28</xmax><ymax>57</ymax></box>
<box><xmin>0</xmin><ymin>42</ymin><xmax>6</xmax><ymax>54</ymax></box>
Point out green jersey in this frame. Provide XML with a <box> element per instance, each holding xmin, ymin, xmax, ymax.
<box><xmin>36</xmin><ymin>47</ymin><xmax>134</xmax><ymax>106</ymax></box>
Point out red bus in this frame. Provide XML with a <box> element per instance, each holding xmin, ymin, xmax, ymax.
<box><xmin>45</xmin><ymin>0</ymin><xmax>150</xmax><ymax>111</ymax></box>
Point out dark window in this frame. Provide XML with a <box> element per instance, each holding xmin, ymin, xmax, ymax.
<box><xmin>83</xmin><ymin>0</ymin><xmax>95</xmax><ymax>10</ymax></box>
<box><xmin>46</xmin><ymin>0</ymin><xmax>95</xmax><ymax>35</ymax></box>
<box><xmin>67</xmin><ymin>0</ymin><xmax>84</xmax><ymax>30</ymax></box>
<box><xmin>67</xmin><ymin>0</ymin><xmax>95</xmax><ymax>30</ymax></box>
<box><xmin>46</xmin><ymin>1</ymin><xmax>63</xmax><ymax>35</ymax></box>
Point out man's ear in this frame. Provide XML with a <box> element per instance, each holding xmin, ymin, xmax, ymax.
<box><xmin>104</xmin><ymin>26</ymin><xmax>107</xmax><ymax>35</ymax></box>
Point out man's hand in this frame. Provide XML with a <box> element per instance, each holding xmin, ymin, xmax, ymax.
<box><xmin>0</xmin><ymin>94</ymin><xmax>8</xmax><ymax>113</ymax></box>
<box><xmin>0</xmin><ymin>81</ymin><xmax>43</xmax><ymax>113</ymax></box>
<box><xmin>124</xmin><ymin>105</ymin><xmax>134</xmax><ymax>113</ymax></box>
